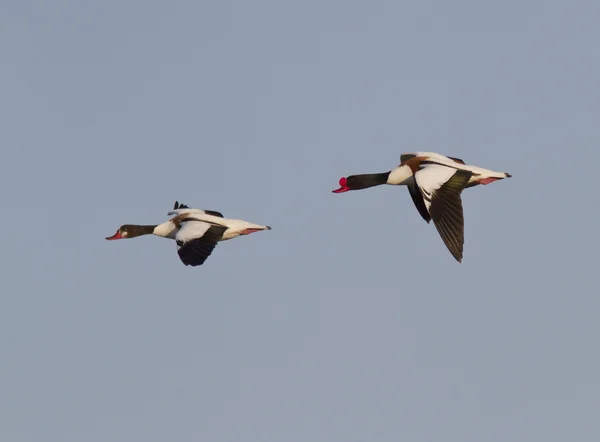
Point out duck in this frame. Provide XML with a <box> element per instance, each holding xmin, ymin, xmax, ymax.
<box><xmin>106</xmin><ymin>201</ymin><xmax>272</xmax><ymax>267</ymax></box>
<box><xmin>332</xmin><ymin>152</ymin><xmax>511</xmax><ymax>262</ymax></box>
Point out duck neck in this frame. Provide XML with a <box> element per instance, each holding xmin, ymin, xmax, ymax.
<box><xmin>352</xmin><ymin>172</ymin><xmax>391</xmax><ymax>189</ymax></box>
<box><xmin>129</xmin><ymin>225</ymin><xmax>157</xmax><ymax>238</ymax></box>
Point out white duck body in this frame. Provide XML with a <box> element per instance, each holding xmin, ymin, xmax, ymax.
<box><xmin>400</xmin><ymin>152</ymin><xmax>510</xmax><ymax>186</ymax></box>
<box><xmin>147</xmin><ymin>207</ymin><xmax>227</xmax><ymax>239</ymax></box>
<box><xmin>166</xmin><ymin>208</ymin><xmax>271</xmax><ymax>241</ymax></box>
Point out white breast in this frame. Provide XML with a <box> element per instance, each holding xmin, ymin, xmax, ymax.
<box><xmin>387</xmin><ymin>165</ymin><xmax>413</xmax><ymax>185</ymax></box>
<box><xmin>153</xmin><ymin>220</ymin><xmax>178</xmax><ymax>239</ymax></box>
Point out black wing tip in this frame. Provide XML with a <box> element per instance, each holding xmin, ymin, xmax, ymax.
<box><xmin>205</xmin><ymin>210</ymin><xmax>224</xmax><ymax>218</ymax></box>
<box><xmin>448</xmin><ymin>156</ymin><xmax>465</xmax><ymax>165</ymax></box>
<box><xmin>178</xmin><ymin>248</ymin><xmax>211</xmax><ymax>267</ymax></box>
<box><xmin>441</xmin><ymin>234</ymin><xmax>464</xmax><ymax>263</ymax></box>
<box><xmin>173</xmin><ymin>203</ymin><xmax>223</xmax><ymax>217</ymax></box>
<box><xmin>173</xmin><ymin>201</ymin><xmax>190</xmax><ymax>210</ymax></box>
<box><xmin>440</xmin><ymin>235</ymin><xmax>464</xmax><ymax>263</ymax></box>
<box><xmin>181</xmin><ymin>259</ymin><xmax>206</xmax><ymax>267</ymax></box>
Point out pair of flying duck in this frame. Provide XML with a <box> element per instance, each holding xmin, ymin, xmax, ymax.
<box><xmin>107</xmin><ymin>152</ymin><xmax>511</xmax><ymax>266</ymax></box>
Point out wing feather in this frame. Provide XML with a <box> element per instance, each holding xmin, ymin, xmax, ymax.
<box><xmin>415</xmin><ymin>165</ymin><xmax>472</xmax><ymax>262</ymax></box>
<box><xmin>175</xmin><ymin>221</ymin><xmax>227</xmax><ymax>267</ymax></box>
<box><xmin>406</xmin><ymin>177</ymin><xmax>431</xmax><ymax>223</ymax></box>
<box><xmin>168</xmin><ymin>208</ymin><xmax>225</xmax><ymax>218</ymax></box>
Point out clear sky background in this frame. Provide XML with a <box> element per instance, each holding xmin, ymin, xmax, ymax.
<box><xmin>2</xmin><ymin>1</ymin><xmax>599</xmax><ymax>441</ymax></box>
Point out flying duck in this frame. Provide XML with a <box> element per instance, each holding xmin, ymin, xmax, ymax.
<box><xmin>106</xmin><ymin>201</ymin><xmax>271</xmax><ymax>267</ymax></box>
<box><xmin>332</xmin><ymin>152</ymin><xmax>511</xmax><ymax>262</ymax></box>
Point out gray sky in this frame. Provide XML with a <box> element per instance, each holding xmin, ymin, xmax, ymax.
<box><xmin>2</xmin><ymin>0</ymin><xmax>599</xmax><ymax>441</ymax></box>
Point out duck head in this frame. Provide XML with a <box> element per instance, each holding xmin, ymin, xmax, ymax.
<box><xmin>105</xmin><ymin>225</ymin><xmax>156</xmax><ymax>240</ymax></box>
<box><xmin>332</xmin><ymin>173</ymin><xmax>391</xmax><ymax>193</ymax></box>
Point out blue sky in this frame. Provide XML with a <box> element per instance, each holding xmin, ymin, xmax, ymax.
<box><xmin>1</xmin><ymin>1</ymin><xmax>599</xmax><ymax>441</ymax></box>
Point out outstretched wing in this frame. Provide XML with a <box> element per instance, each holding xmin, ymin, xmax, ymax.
<box><xmin>415</xmin><ymin>165</ymin><xmax>472</xmax><ymax>262</ymax></box>
<box><xmin>406</xmin><ymin>177</ymin><xmax>431</xmax><ymax>223</ymax></box>
<box><xmin>401</xmin><ymin>152</ymin><xmax>466</xmax><ymax>166</ymax></box>
<box><xmin>169</xmin><ymin>201</ymin><xmax>224</xmax><ymax>218</ymax></box>
<box><xmin>175</xmin><ymin>220</ymin><xmax>227</xmax><ymax>267</ymax></box>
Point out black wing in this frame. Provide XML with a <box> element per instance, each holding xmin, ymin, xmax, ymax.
<box><xmin>448</xmin><ymin>156</ymin><xmax>465</xmax><ymax>164</ymax></box>
<box><xmin>173</xmin><ymin>201</ymin><xmax>190</xmax><ymax>209</ymax></box>
<box><xmin>406</xmin><ymin>177</ymin><xmax>431</xmax><ymax>223</ymax></box>
<box><xmin>204</xmin><ymin>210</ymin><xmax>224</xmax><ymax>218</ymax></box>
<box><xmin>428</xmin><ymin>169</ymin><xmax>472</xmax><ymax>262</ymax></box>
<box><xmin>177</xmin><ymin>225</ymin><xmax>227</xmax><ymax>267</ymax></box>
<box><xmin>173</xmin><ymin>201</ymin><xmax>224</xmax><ymax>217</ymax></box>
